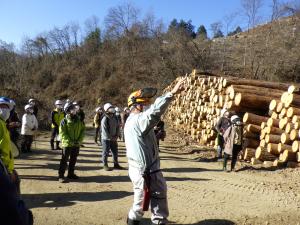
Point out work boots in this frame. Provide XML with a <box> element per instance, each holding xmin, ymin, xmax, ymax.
<box><xmin>56</xmin><ymin>141</ymin><xmax>62</xmax><ymax>150</ymax></box>
<box><xmin>50</xmin><ymin>140</ymin><xmax>55</xmax><ymax>150</ymax></box>
<box><xmin>127</xmin><ymin>218</ymin><xmax>140</xmax><ymax>225</ymax></box>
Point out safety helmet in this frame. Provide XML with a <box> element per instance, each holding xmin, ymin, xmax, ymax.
<box><xmin>24</xmin><ymin>104</ymin><xmax>33</xmax><ymax>111</ymax></box>
<box><xmin>231</xmin><ymin>115</ymin><xmax>241</xmax><ymax>125</ymax></box>
<box><xmin>127</xmin><ymin>88</ymin><xmax>157</xmax><ymax>107</ymax></box>
<box><xmin>73</xmin><ymin>101</ymin><xmax>78</xmax><ymax>106</ymax></box>
<box><xmin>220</xmin><ymin>109</ymin><xmax>227</xmax><ymax>117</ymax></box>
<box><xmin>0</xmin><ymin>97</ymin><xmax>13</xmax><ymax>110</ymax></box>
<box><xmin>115</xmin><ymin>107</ymin><xmax>120</xmax><ymax>112</ymax></box>
<box><xmin>28</xmin><ymin>98</ymin><xmax>35</xmax><ymax>103</ymax></box>
<box><xmin>95</xmin><ymin>107</ymin><xmax>102</xmax><ymax>112</ymax></box>
<box><xmin>123</xmin><ymin>107</ymin><xmax>129</xmax><ymax>112</ymax></box>
<box><xmin>64</xmin><ymin>102</ymin><xmax>75</xmax><ymax>113</ymax></box>
<box><xmin>55</xmin><ymin>100</ymin><xmax>63</xmax><ymax>105</ymax></box>
<box><xmin>103</xmin><ymin>103</ymin><xmax>113</xmax><ymax>112</ymax></box>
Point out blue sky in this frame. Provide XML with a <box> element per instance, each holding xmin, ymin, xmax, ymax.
<box><xmin>0</xmin><ymin>0</ymin><xmax>272</xmax><ymax>48</ymax></box>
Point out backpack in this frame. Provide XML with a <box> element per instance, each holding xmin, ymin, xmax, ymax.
<box><xmin>232</xmin><ymin>121</ymin><xmax>243</xmax><ymax>145</ymax></box>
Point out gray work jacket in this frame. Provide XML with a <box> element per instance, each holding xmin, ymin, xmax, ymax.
<box><xmin>124</xmin><ymin>92</ymin><xmax>173</xmax><ymax>171</ymax></box>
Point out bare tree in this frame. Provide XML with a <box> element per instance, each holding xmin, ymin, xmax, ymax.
<box><xmin>84</xmin><ymin>15</ymin><xmax>100</xmax><ymax>34</ymax></box>
<box><xmin>104</xmin><ymin>2</ymin><xmax>140</xmax><ymax>38</ymax></box>
<box><xmin>241</xmin><ymin>0</ymin><xmax>263</xmax><ymax>30</ymax></box>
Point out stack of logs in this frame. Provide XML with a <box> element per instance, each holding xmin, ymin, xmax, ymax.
<box><xmin>164</xmin><ymin>69</ymin><xmax>300</xmax><ymax>168</ymax></box>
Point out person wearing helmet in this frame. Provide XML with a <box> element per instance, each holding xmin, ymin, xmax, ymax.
<box><xmin>58</xmin><ymin>102</ymin><xmax>85</xmax><ymax>182</ymax></box>
<box><xmin>6</xmin><ymin>99</ymin><xmax>21</xmax><ymax>149</ymax></box>
<box><xmin>20</xmin><ymin>104</ymin><xmax>38</xmax><ymax>153</ymax></box>
<box><xmin>73</xmin><ymin>101</ymin><xmax>85</xmax><ymax>122</ymax></box>
<box><xmin>0</xmin><ymin>97</ymin><xmax>15</xmax><ymax>175</ymax></box>
<box><xmin>93</xmin><ymin>107</ymin><xmax>103</xmax><ymax>145</ymax></box>
<box><xmin>101</xmin><ymin>103</ymin><xmax>122</xmax><ymax>171</ymax></box>
<box><xmin>214</xmin><ymin>109</ymin><xmax>231</xmax><ymax>161</ymax></box>
<box><xmin>124</xmin><ymin>77</ymin><xmax>185</xmax><ymax>225</ymax></box>
<box><xmin>115</xmin><ymin>107</ymin><xmax>122</xmax><ymax>140</ymax></box>
<box><xmin>28</xmin><ymin>99</ymin><xmax>38</xmax><ymax>118</ymax></box>
<box><xmin>120</xmin><ymin>107</ymin><xmax>130</xmax><ymax>142</ymax></box>
<box><xmin>223</xmin><ymin>114</ymin><xmax>243</xmax><ymax>172</ymax></box>
<box><xmin>50</xmin><ymin>100</ymin><xmax>65</xmax><ymax>150</ymax></box>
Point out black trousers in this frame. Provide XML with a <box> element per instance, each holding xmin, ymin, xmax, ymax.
<box><xmin>21</xmin><ymin>135</ymin><xmax>33</xmax><ymax>153</ymax></box>
<box><xmin>58</xmin><ymin>147</ymin><xmax>80</xmax><ymax>178</ymax></box>
<box><xmin>224</xmin><ymin>144</ymin><xmax>242</xmax><ymax>170</ymax></box>
<box><xmin>95</xmin><ymin>127</ymin><xmax>100</xmax><ymax>142</ymax></box>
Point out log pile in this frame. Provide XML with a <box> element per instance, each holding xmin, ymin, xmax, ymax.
<box><xmin>164</xmin><ymin>69</ymin><xmax>300</xmax><ymax>168</ymax></box>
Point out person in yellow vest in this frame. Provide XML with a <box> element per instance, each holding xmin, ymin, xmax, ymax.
<box><xmin>50</xmin><ymin>100</ymin><xmax>65</xmax><ymax>150</ymax></box>
<box><xmin>0</xmin><ymin>97</ymin><xmax>15</xmax><ymax>178</ymax></box>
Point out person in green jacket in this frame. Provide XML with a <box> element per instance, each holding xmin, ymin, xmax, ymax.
<box><xmin>58</xmin><ymin>102</ymin><xmax>85</xmax><ymax>183</ymax></box>
<box><xmin>0</xmin><ymin>97</ymin><xmax>18</xmax><ymax>183</ymax></box>
<box><xmin>50</xmin><ymin>100</ymin><xmax>65</xmax><ymax>150</ymax></box>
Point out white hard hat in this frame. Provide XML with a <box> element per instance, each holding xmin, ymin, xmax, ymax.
<box><xmin>231</xmin><ymin>115</ymin><xmax>240</xmax><ymax>122</ymax></box>
<box><xmin>55</xmin><ymin>100</ymin><xmax>63</xmax><ymax>105</ymax></box>
<box><xmin>73</xmin><ymin>101</ymin><xmax>78</xmax><ymax>106</ymax></box>
<box><xmin>95</xmin><ymin>107</ymin><xmax>101</xmax><ymax>112</ymax></box>
<box><xmin>24</xmin><ymin>104</ymin><xmax>32</xmax><ymax>110</ymax></box>
<box><xmin>221</xmin><ymin>109</ymin><xmax>228</xmax><ymax>117</ymax></box>
<box><xmin>0</xmin><ymin>97</ymin><xmax>13</xmax><ymax>110</ymax></box>
<box><xmin>115</xmin><ymin>107</ymin><xmax>120</xmax><ymax>112</ymax></box>
<box><xmin>28</xmin><ymin>98</ymin><xmax>35</xmax><ymax>103</ymax></box>
<box><xmin>64</xmin><ymin>102</ymin><xmax>75</xmax><ymax>113</ymax></box>
<box><xmin>123</xmin><ymin>107</ymin><xmax>129</xmax><ymax>111</ymax></box>
<box><xmin>103</xmin><ymin>103</ymin><xmax>113</xmax><ymax>112</ymax></box>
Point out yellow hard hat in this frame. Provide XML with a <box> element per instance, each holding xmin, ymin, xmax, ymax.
<box><xmin>127</xmin><ymin>88</ymin><xmax>157</xmax><ymax>107</ymax></box>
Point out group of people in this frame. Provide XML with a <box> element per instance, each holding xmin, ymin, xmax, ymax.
<box><xmin>0</xmin><ymin>97</ymin><xmax>34</xmax><ymax>225</ymax></box>
<box><xmin>6</xmin><ymin>98</ymin><xmax>38</xmax><ymax>154</ymax></box>
<box><xmin>215</xmin><ymin>109</ymin><xmax>243</xmax><ymax>172</ymax></box>
<box><xmin>0</xmin><ymin>76</ymin><xmax>188</xmax><ymax>225</ymax></box>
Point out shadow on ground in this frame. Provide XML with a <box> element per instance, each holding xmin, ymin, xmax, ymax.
<box><xmin>23</xmin><ymin>191</ymin><xmax>132</xmax><ymax>208</ymax></box>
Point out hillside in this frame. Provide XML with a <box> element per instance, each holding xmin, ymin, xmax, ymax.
<box><xmin>0</xmin><ymin>15</ymin><xmax>300</xmax><ymax>127</ymax></box>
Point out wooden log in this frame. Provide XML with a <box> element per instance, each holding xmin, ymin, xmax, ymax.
<box><xmin>289</xmin><ymin>129</ymin><xmax>298</xmax><ymax>141</ymax></box>
<box><xmin>235</xmin><ymin>93</ymin><xmax>278</xmax><ymax>111</ymax></box>
<box><xmin>281</xmin><ymin>150</ymin><xmax>297</xmax><ymax>162</ymax></box>
<box><xmin>267</xmin><ymin>143</ymin><xmax>280</xmax><ymax>155</ymax></box>
<box><xmin>273</xmin><ymin>159</ymin><xmax>286</xmax><ymax>167</ymax></box>
<box><xmin>292</xmin><ymin>141</ymin><xmax>300</xmax><ymax>153</ymax></box>
<box><xmin>292</xmin><ymin>115</ymin><xmax>300</xmax><ymax>123</ymax></box>
<box><xmin>276</xmin><ymin>102</ymin><xmax>284</xmax><ymax>113</ymax></box>
<box><xmin>244</xmin><ymin>131</ymin><xmax>259</xmax><ymax>139</ymax></box>
<box><xmin>244</xmin><ymin>148</ymin><xmax>256</xmax><ymax>161</ymax></box>
<box><xmin>265</xmin><ymin>126</ymin><xmax>284</xmax><ymax>135</ymax></box>
<box><xmin>260</xmin><ymin>139</ymin><xmax>266</xmax><ymax>147</ymax></box>
<box><xmin>284</xmin><ymin>93</ymin><xmax>300</xmax><ymax>108</ymax></box>
<box><xmin>281</xmin><ymin>133</ymin><xmax>292</xmax><ymax>144</ymax></box>
<box><xmin>244</xmin><ymin>138</ymin><xmax>260</xmax><ymax>148</ymax></box>
<box><xmin>243</xmin><ymin>113</ymin><xmax>268</xmax><ymax>126</ymax></box>
<box><xmin>265</xmin><ymin>134</ymin><xmax>281</xmax><ymax>143</ymax></box>
<box><xmin>267</xmin><ymin>118</ymin><xmax>280</xmax><ymax>128</ymax></box>
<box><xmin>285</xmin><ymin>123</ymin><xmax>293</xmax><ymax>134</ymax></box>
<box><xmin>286</xmin><ymin>107</ymin><xmax>300</xmax><ymax>118</ymax></box>
<box><xmin>222</xmin><ymin>78</ymin><xmax>292</xmax><ymax>91</ymax></box>
<box><xmin>269</xmin><ymin>99</ymin><xmax>277</xmax><ymax>112</ymax></box>
<box><xmin>278</xmin><ymin>143</ymin><xmax>293</xmax><ymax>153</ymax></box>
<box><xmin>246</xmin><ymin>124</ymin><xmax>261</xmax><ymax>133</ymax></box>
<box><xmin>255</xmin><ymin>147</ymin><xmax>277</xmax><ymax>161</ymax></box>
<box><xmin>251</xmin><ymin>157</ymin><xmax>262</xmax><ymax>165</ymax></box>
<box><xmin>227</xmin><ymin>85</ymin><xmax>283</xmax><ymax>100</ymax></box>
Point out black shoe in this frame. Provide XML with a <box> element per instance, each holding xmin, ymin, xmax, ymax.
<box><xmin>56</xmin><ymin>146</ymin><xmax>62</xmax><ymax>150</ymax></box>
<box><xmin>103</xmin><ymin>165</ymin><xmax>112</xmax><ymax>171</ymax></box>
<box><xmin>67</xmin><ymin>174</ymin><xmax>79</xmax><ymax>179</ymax></box>
<box><xmin>80</xmin><ymin>144</ymin><xmax>85</xmax><ymax>147</ymax></box>
<box><xmin>127</xmin><ymin>218</ymin><xmax>140</xmax><ymax>225</ymax></box>
<box><xmin>114</xmin><ymin>164</ymin><xmax>124</xmax><ymax>170</ymax></box>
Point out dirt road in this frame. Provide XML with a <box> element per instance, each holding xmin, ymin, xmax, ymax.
<box><xmin>16</xmin><ymin>127</ymin><xmax>300</xmax><ymax>225</ymax></box>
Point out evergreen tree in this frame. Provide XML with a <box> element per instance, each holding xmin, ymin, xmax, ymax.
<box><xmin>196</xmin><ymin>25</ymin><xmax>208</xmax><ymax>39</ymax></box>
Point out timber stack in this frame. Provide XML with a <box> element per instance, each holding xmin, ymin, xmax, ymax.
<box><xmin>164</xmin><ymin>69</ymin><xmax>300</xmax><ymax>168</ymax></box>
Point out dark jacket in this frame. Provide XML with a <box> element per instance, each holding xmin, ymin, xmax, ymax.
<box><xmin>215</xmin><ymin>117</ymin><xmax>231</xmax><ymax>135</ymax></box>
